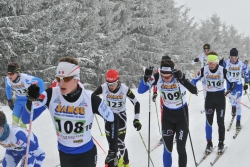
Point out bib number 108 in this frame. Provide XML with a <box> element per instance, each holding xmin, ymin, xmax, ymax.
<box><xmin>55</xmin><ymin>118</ymin><xmax>90</xmax><ymax>134</ymax></box>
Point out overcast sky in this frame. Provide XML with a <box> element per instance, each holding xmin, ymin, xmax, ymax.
<box><xmin>176</xmin><ymin>0</ymin><xmax>250</xmax><ymax>36</ymax></box>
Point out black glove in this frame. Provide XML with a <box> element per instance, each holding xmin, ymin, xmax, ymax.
<box><xmin>172</xmin><ymin>69</ymin><xmax>183</xmax><ymax>80</ymax></box>
<box><xmin>243</xmin><ymin>83</ymin><xmax>248</xmax><ymax>90</ymax></box>
<box><xmin>194</xmin><ymin>58</ymin><xmax>199</xmax><ymax>62</ymax></box>
<box><xmin>152</xmin><ymin>92</ymin><xmax>157</xmax><ymax>102</ymax></box>
<box><xmin>105</xmin><ymin>150</ymin><xmax>118</xmax><ymax>167</ymax></box>
<box><xmin>8</xmin><ymin>99</ymin><xmax>14</xmax><ymax>110</ymax></box>
<box><xmin>143</xmin><ymin>66</ymin><xmax>154</xmax><ymax>82</ymax></box>
<box><xmin>219</xmin><ymin>58</ymin><xmax>224</xmax><ymax>66</ymax></box>
<box><xmin>224</xmin><ymin>90</ymin><xmax>231</xmax><ymax>96</ymax></box>
<box><xmin>133</xmin><ymin>119</ymin><xmax>142</xmax><ymax>131</ymax></box>
<box><xmin>27</xmin><ymin>84</ymin><xmax>40</xmax><ymax>100</ymax></box>
<box><xmin>144</xmin><ymin>66</ymin><xmax>154</xmax><ymax>77</ymax></box>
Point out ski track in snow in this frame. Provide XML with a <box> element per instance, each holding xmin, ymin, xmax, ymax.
<box><xmin>0</xmin><ymin>82</ymin><xmax>250</xmax><ymax>167</ymax></box>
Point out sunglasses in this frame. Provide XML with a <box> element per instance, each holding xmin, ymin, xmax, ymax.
<box><xmin>55</xmin><ymin>76</ymin><xmax>74</xmax><ymax>82</ymax></box>
<box><xmin>160</xmin><ymin>70</ymin><xmax>172</xmax><ymax>75</ymax></box>
<box><xmin>7</xmin><ymin>72</ymin><xmax>15</xmax><ymax>76</ymax></box>
<box><xmin>106</xmin><ymin>80</ymin><xmax>118</xmax><ymax>86</ymax></box>
<box><xmin>230</xmin><ymin>56</ymin><xmax>238</xmax><ymax>60</ymax></box>
<box><xmin>207</xmin><ymin>60</ymin><xmax>217</xmax><ymax>64</ymax></box>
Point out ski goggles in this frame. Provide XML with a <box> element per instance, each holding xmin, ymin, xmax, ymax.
<box><xmin>230</xmin><ymin>56</ymin><xmax>238</xmax><ymax>60</ymax></box>
<box><xmin>160</xmin><ymin>67</ymin><xmax>173</xmax><ymax>75</ymax></box>
<box><xmin>106</xmin><ymin>80</ymin><xmax>118</xmax><ymax>86</ymax></box>
<box><xmin>160</xmin><ymin>70</ymin><xmax>172</xmax><ymax>75</ymax></box>
<box><xmin>55</xmin><ymin>76</ymin><xmax>74</xmax><ymax>82</ymax></box>
<box><xmin>7</xmin><ymin>72</ymin><xmax>15</xmax><ymax>76</ymax></box>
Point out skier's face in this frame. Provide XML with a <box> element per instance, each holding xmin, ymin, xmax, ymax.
<box><xmin>0</xmin><ymin>126</ymin><xmax>3</xmax><ymax>135</ymax></box>
<box><xmin>7</xmin><ymin>72</ymin><xmax>18</xmax><ymax>82</ymax></box>
<box><xmin>160</xmin><ymin>69</ymin><xmax>173</xmax><ymax>82</ymax></box>
<box><xmin>57</xmin><ymin>76</ymin><xmax>78</xmax><ymax>94</ymax></box>
<box><xmin>230</xmin><ymin>56</ymin><xmax>238</xmax><ymax>63</ymax></box>
<box><xmin>204</xmin><ymin>49</ymin><xmax>210</xmax><ymax>55</ymax></box>
<box><xmin>208</xmin><ymin>61</ymin><xmax>217</xmax><ymax>70</ymax></box>
<box><xmin>161</xmin><ymin>73</ymin><xmax>173</xmax><ymax>82</ymax></box>
<box><xmin>107</xmin><ymin>81</ymin><xmax>119</xmax><ymax>91</ymax></box>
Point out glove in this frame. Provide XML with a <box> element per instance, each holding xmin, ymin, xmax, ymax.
<box><xmin>194</xmin><ymin>58</ymin><xmax>199</xmax><ymax>62</ymax></box>
<box><xmin>143</xmin><ymin>66</ymin><xmax>154</xmax><ymax>83</ymax></box>
<box><xmin>152</xmin><ymin>92</ymin><xmax>157</xmax><ymax>102</ymax></box>
<box><xmin>133</xmin><ymin>119</ymin><xmax>142</xmax><ymax>131</ymax></box>
<box><xmin>8</xmin><ymin>99</ymin><xmax>14</xmax><ymax>110</ymax></box>
<box><xmin>27</xmin><ymin>84</ymin><xmax>40</xmax><ymax>100</ymax></box>
<box><xmin>219</xmin><ymin>58</ymin><xmax>224</xmax><ymax>66</ymax></box>
<box><xmin>243</xmin><ymin>83</ymin><xmax>248</xmax><ymax>90</ymax></box>
<box><xmin>105</xmin><ymin>150</ymin><xmax>118</xmax><ymax>167</ymax></box>
<box><xmin>144</xmin><ymin>66</ymin><xmax>154</xmax><ymax>77</ymax></box>
<box><xmin>172</xmin><ymin>69</ymin><xmax>183</xmax><ymax>80</ymax></box>
<box><xmin>224</xmin><ymin>90</ymin><xmax>231</xmax><ymax>96</ymax></box>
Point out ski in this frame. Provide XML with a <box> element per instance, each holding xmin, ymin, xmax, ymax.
<box><xmin>150</xmin><ymin>137</ymin><xmax>176</xmax><ymax>152</ymax></box>
<box><xmin>227</xmin><ymin>116</ymin><xmax>235</xmax><ymax>131</ymax></box>
<box><xmin>233</xmin><ymin>126</ymin><xmax>242</xmax><ymax>139</ymax></box>
<box><xmin>210</xmin><ymin>147</ymin><xmax>227</xmax><ymax>166</ymax></box>
<box><xmin>196</xmin><ymin>146</ymin><xmax>216</xmax><ymax>166</ymax></box>
<box><xmin>150</xmin><ymin>140</ymin><xmax>163</xmax><ymax>152</ymax></box>
<box><xmin>201</xmin><ymin>110</ymin><xmax>205</xmax><ymax>114</ymax></box>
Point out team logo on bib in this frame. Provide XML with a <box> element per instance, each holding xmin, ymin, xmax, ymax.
<box><xmin>55</xmin><ymin>105</ymin><xmax>85</xmax><ymax>115</ymax></box>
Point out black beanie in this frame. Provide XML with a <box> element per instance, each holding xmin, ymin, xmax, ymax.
<box><xmin>161</xmin><ymin>55</ymin><xmax>171</xmax><ymax>61</ymax></box>
<box><xmin>203</xmin><ymin>44</ymin><xmax>210</xmax><ymax>50</ymax></box>
<box><xmin>230</xmin><ymin>48</ymin><xmax>238</xmax><ymax>56</ymax></box>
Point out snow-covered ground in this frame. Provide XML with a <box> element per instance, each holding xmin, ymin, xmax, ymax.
<box><xmin>1</xmin><ymin>81</ymin><xmax>250</xmax><ymax>167</ymax></box>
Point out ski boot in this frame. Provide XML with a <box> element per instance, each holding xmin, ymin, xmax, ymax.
<box><xmin>236</xmin><ymin>120</ymin><xmax>242</xmax><ymax>129</ymax></box>
<box><xmin>118</xmin><ymin>156</ymin><xmax>124</xmax><ymax>167</ymax></box>
<box><xmin>231</xmin><ymin>106</ymin><xmax>236</xmax><ymax>116</ymax></box>
<box><xmin>218</xmin><ymin>141</ymin><xmax>224</xmax><ymax>155</ymax></box>
<box><xmin>205</xmin><ymin>141</ymin><xmax>213</xmax><ymax>155</ymax></box>
<box><xmin>123</xmin><ymin>160</ymin><xmax>130</xmax><ymax>167</ymax></box>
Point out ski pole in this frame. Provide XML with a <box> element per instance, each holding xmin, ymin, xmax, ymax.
<box><xmin>148</xmin><ymin>85</ymin><xmax>152</xmax><ymax>167</ymax></box>
<box><xmin>92</xmin><ymin>136</ymin><xmax>106</xmax><ymax>154</ymax></box>
<box><xmin>147</xmin><ymin>66</ymin><xmax>154</xmax><ymax>167</ymax></box>
<box><xmin>138</xmin><ymin>132</ymin><xmax>155</xmax><ymax>167</ymax></box>
<box><xmin>177</xmin><ymin>80</ymin><xmax>198</xmax><ymax>167</ymax></box>
<box><xmin>24</xmin><ymin>101</ymin><xmax>34</xmax><ymax>167</ymax></box>
<box><xmin>95</xmin><ymin>114</ymin><xmax>104</xmax><ymax>136</ymax></box>
<box><xmin>228</xmin><ymin>94</ymin><xmax>250</xmax><ymax>109</ymax></box>
<box><xmin>246</xmin><ymin>91</ymin><xmax>250</xmax><ymax>101</ymax></box>
<box><xmin>154</xmin><ymin>102</ymin><xmax>161</xmax><ymax>134</ymax></box>
<box><xmin>188</xmin><ymin>94</ymin><xmax>192</xmax><ymax>106</ymax></box>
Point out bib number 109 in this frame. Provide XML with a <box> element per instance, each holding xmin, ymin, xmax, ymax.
<box><xmin>161</xmin><ymin>91</ymin><xmax>180</xmax><ymax>101</ymax></box>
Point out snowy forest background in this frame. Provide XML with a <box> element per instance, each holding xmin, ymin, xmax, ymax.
<box><xmin>1</xmin><ymin>0</ymin><xmax>250</xmax><ymax>104</ymax></box>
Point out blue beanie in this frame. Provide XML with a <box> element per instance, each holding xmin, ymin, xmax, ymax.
<box><xmin>230</xmin><ymin>48</ymin><xmax>238</xmax><ymax>56</ymax></box>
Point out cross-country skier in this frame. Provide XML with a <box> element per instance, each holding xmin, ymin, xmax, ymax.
<box><xmin>5</xmin><ymin>63</ymin><xmax>45</xmax><ymax>128</ymax></box>
<box><xmin>219</xmin><ymin>48</ymin><xmax>249</xmax><ymax>128</ymax></box>
<box><xmin>93</xmin><ymin>69</ymin><xmax>141</xmax><ymax>167</ymax></box>
<box><xmin>21</xmin><ymin>57</ymin><xmax>119</xmax><ymax>167</ymax></box>
<box><xmin>0</xmin><ymin>110</ymin><xmax>45</xmax><ymax>167</ymax></box>
<box><xmin>191</xmin><ymin>44</ymin><xmax>211</xmax><ymax>110</ymax></box>
<box><xmin>243</xmin><ymin>60</ymin><xmax>250</xmax><ymax>92</ymax></box>
<box><xmin>192</xmin><ymin>52</ymin><xmax>235</xmax><ymax>154</ymax></box>
<box><xmin>138</xmin><ymin>60</ymin><xmax>198</xmax><ymax>167</ymax></box>
<box><xmin>152</xmin><ymin>55</ymin><xmax>171</xmax><ymax>144</ymax></box>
